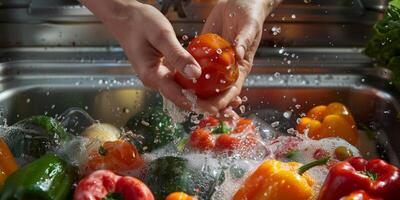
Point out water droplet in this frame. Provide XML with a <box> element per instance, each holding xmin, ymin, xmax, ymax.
<box><xmin>220</xmin><ymin>79</ymin><xmax>226</xmax><ymax>84</ymax></box>
<box><xmin>295</xmin><ymin>104</ymin><xmax>301</xmax><ymax>109</ymax></box>
<box><xmin>242</xmin><ymin>96</ymin><xmax>248</xmax><ymax>102</ymax></box>
<box><xmin>274</xmin><ymin>72</ymin><xmax>280</xmax><ymax>78</ymax></box>
<box><xmin>182</xmin><ymin>35</ymin><xmax>189</xmax><ymax>41</ymax></box>
<box><xmin>278</xmin><ymin>48</ymin><xmax>285</xmax><ymax>54</ymax></box>
<box><xmin>271</xmin><ymin>121</ymin><xmax>280</xmax><ymax>128</ymax></box>
<box><xmin>205</xmin><ymin>74</ymin><xmax>211</xmax><ymax>79</ymax></box>
<box><xmin>291</xmin><ymin>14</ymin><xmax>296</xmax><ymax>19</ymax></box>
<box><xmin>215</xmin><ymin>88</ymin><xmax>220</xmax><ymax>93</ymax></box>
<box><xmin>271</xmin><ymin>26</ymin><xmax>281</xmax><ymax>36</ymax></box>
<box><xmin>304</xmin><ymin>0</ymin><xmax>311</xmax><ymax>3</ymax></box>
<box><xmin>283</xmin><ymin>111</ymin><xmax>292</xmax><ymax>119</ymax></box>
<box><xmin>123</xmin><ymin>108</ymin><xmax>130</xmax><ymax>113</ymax></box>
<box><xmin>26</xmin><ymin>98</ymin><xmax>31</xmax><ymax>103</ymax></box>
<box><xmin>239</xmin><ymin>105</ymin><xmax>246</xmax><ymax>114</ymax></box>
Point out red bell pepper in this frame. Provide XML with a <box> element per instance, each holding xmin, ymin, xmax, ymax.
<box><xmin>318</xmin><ymin>157</ymin><xmax>400</xmax><ymax>200</ymax></box>
<box><xmin>340</xmin><ymin>190</ymin><xmax>382</xmax><ymax>200</ymax></box>
<box><xmin>188</xmin><ymin>117</ymin><xmax>257</xmax><ymax>155</ymax></box>
<box><xmin>74</xmin><ymin>170</ymin><xmax>154</xmax><ymax>200</ymax></box>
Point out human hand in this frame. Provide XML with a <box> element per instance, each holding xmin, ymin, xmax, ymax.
<box><xmin>81</xmin><ymin>0</ymin><xmax>203</xmax><ymax>110</ymax></box>
<box><xmin>198</xmin><ymin>0</ymin><xmax>278</xmax><ymax>115</ymax></box>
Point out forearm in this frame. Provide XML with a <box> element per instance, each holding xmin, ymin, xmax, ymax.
<box><xmin>80</xmin><ymin>0</ymin><xmax>142</xmax><ymax>43</ymax></box>
<box><xmin>80</xmin><ymin>0</ymin><xmax>138</xmax><ymax>21</ymax></box>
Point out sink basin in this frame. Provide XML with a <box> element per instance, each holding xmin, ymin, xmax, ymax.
<box><xmin>0</xmin><ymin>60</ymin><xmax>399</xmax><ymax>166</ymax></box>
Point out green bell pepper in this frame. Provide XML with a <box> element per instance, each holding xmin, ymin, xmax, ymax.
<box><xmin>125</xmin><ymin>107</ymin><xmax>183</xmax><ymax>153</ymax></box>
<box><xmin>4</xmin><ymin>116</ymin><xmax>71</xmax><ymax>159</ymax></box>
<box><xmin>143</xmin><ymin>156</ymin><xmax>223</xmax><ymax>200</ymax></box>
<box><xmin>0</xmin><ymin>154</ymin><xmax>75</xmax><ymax>200</ymax></box>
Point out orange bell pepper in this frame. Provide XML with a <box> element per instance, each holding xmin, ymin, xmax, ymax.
<box><xmin>85</xmin><ymin>140</ymin><xmax>144</xmax><ymax>175</ymax></box>
<box><xmin>297</xmin><ymin>102</ymin><xmax>359</xmax><ymax>146</ymax></box>
<box><xmin>233</xmin><ymin>157</ymin><xmax>329</xmax><ymax>200</ymax></box>
<box><xmin>165</xmin><ymin>192</ymin><xmax>197</xmax><ymax>200</ymax></box>
<box><xmin>0</xmin><ymin>138</ymin><xmax>18</xmax><ymax>188</ymax></box>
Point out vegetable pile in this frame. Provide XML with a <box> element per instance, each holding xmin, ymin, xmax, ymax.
<box><xmin>365</xmin><ymin>0</ymin><xmax>400</xmax><ymax>84</ymax></box>
<box><xmin>0</xmin><ymin>101</ymin><xmax>398</xmax><ymax>200</ymax></box>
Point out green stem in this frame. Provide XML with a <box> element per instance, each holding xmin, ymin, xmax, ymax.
<box><xmin>298</xmin><ymin>157</ymin><xmax>330</xmax><ymax>175</ymax></box>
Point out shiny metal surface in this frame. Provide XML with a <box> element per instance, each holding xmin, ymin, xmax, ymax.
<box><xmin>0</xmin><ymin>60</ymin><xmax>398</xmax><ymax>166</ymax></box>
<box><xmin>0</xmin><ymin>0</ymin><xmax>384</xmax><ymax>47</ymax></box>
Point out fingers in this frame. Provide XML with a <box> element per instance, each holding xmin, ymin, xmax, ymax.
<box><xmin>148</xmin><ymin>27</ymin><xmax>202</xmax><ymax>79</ymax></box>
<box><xmin>196</xmin><ymin>66</ymin><xmax>248</xmax><ymax>114</ymax></box>
<box><xmin>151</xmin><ymin>65</ymin><xmax>193</xmax><ymax>111</ymax></box>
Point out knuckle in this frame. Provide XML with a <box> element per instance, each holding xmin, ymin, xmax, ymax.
<box><xmin>153</xmin><ymin>28</ymin><xmax>173</xmax><ymax>44</ymax></box>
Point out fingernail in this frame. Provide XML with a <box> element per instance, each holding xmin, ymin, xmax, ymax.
<box><xmin>237</xmin><ymin>46</ymin><xmax>245</xmax><ymax>60</ymax></box>
<box><xmin>183</xmin><ymin>64</ymin><xmax>201</xmax><ymax>79</ymax></box>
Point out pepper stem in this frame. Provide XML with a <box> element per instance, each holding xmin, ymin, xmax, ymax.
<box><xmin>298</xmin><ymin>157</ymin><xmax>330</xmax><ymax>175</ymax></box>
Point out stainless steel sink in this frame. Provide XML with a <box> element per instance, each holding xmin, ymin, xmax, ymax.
<box><xmin>0</xmin><ymin>57</ymin><xmax>398</xmax><ymax>166</ymax></box>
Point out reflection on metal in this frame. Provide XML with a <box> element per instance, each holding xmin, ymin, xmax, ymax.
<box><xmin>0</xmin><ymin>60</ymin><xmax>398</xmax><ymax>165</ymax></box>
<box><xmin>0</xmin><ymin>0</ymin><xmax>386</xmax><ymax>47</ymax></box>
<box><xmin>158</xmin><ymin>0</ymin><xmax>192</xmax><ymax>18</ymax></box>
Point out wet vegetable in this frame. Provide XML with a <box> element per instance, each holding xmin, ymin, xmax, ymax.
<box><xmin>233</xmin><ymin>157</ymin><xmax>329</xmax><ymax>200</ymax></box>
<box><xmin>82</xmin><ymin>123</ymin><xmax>120</xmax><ymax>142</ymax></box>
<box><xmin>175</xmin><ymin>33</ymin><xmax>238</xmax><ymax>98</ymax></box>
<box><xmin>334</xmin><ymin>146</ymin><xmax>354</xmax><ymax>161</ymax></box>
<box><xmin>84</xmin><ymin>140</ymin><xmax>143</xmax><ymax>175</ymax></box>
<box><xmin>0</xmin><ymin>138</ymin><xmax>18</xmax><ymax>188</ymax></box>
<box><xmin>74</xmin><ymin>170</ymin><xmax>154</xmax><ymax>200</ymax></box>
<box><xmin>297</xmin><ymin>102</ymin><xmax>359</xmax><ymax>146</ymax></box>
<box><xmin>189</xmin><ymin>117</ymin><xmax>257</xmax><ymax>155</ymax></box>
<box><xmin>3</xmin><ymin>116</ymin><xmax>71</xmax><ymax>159</ymax></box>
<box><xmin>318</xmin><ymin>157</ymin><xmax>400</xmax><ymax>200</ymax></box>
<box><xmin>125</xmin><ymin>107</ymin><xmax>183</xmax><ymax>153</ymax></box>
<box><xmin>165</xmin><ymin>192</ymin><xmax>197</xmax><ymax>200</ymax></box>
<box><xmin>0</xmin><ymin>154</ymin><xmax>75</xmax><ymax>200</ymax></box>
<box><xmin>143</xmin><ymin>156</ymin><xmax>223</xmax><ymax>200</ymax></box>
<box><xmin>365</xmin><ymin>0</ymin><xmax>400</xmax><ymax>84</ymax></box>
<box><xmin>340</xmin><ymin>190</ymin><xmax>382</xmax><ymax>200</ymax></box>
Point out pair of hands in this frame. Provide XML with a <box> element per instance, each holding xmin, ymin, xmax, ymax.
<box><xmin>81</xmin><ymin>0</ymin><xmax>277</xmax><ymax>116</ymax></box>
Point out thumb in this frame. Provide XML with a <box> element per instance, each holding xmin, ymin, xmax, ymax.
<box><xmin>149</xmin><ymin>30</ymin><xmax>201</xmax><ymax>79</ymax></box>
<box><xmin>234</xmin><ymin>23</ymin><xmax>258</xmax><ymax>61</ymax></box>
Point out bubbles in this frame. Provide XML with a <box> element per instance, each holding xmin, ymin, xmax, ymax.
<box><xmin>26</xmin><ymin>98</ymin><xmax>31</xmax><ymax>103</ymax></box>
<box><xmin>205</xmin><ymin>74</ymin><xmax>211</xmax><ymax>79</ymax></box>
<box><xmin>216</xmin><ymin>48</ymin><xmax>223</xmax><ymax>54</ymax></box>
<box><xmin>291</xmin><ymin>14</ymin><xmax>296</xmax><ymax>19</ymax></box>
<box><xmin>274</xmin><ymin>72</ymin><xmax>281</xmax><ymax>78</ymax></box>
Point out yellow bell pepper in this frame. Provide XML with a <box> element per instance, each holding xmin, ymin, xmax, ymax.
<box><xmin>0</xmin><ymin>138</ymin><xmax>18</xmax><ymax>187</ymax></box>
<box><xmin>165</xmin><ymin>192</ymin><xmax>197</xmax><ymax>200</ymax></box>
<box><xmin>296</xmin><ymin>102</ymin><xmax>359</xmax><ymax>146</ymax></box>
<box><xmin>233</xmin><ymin>157</ymin><xmax>329</xmax><ymax>200</ymax></box>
